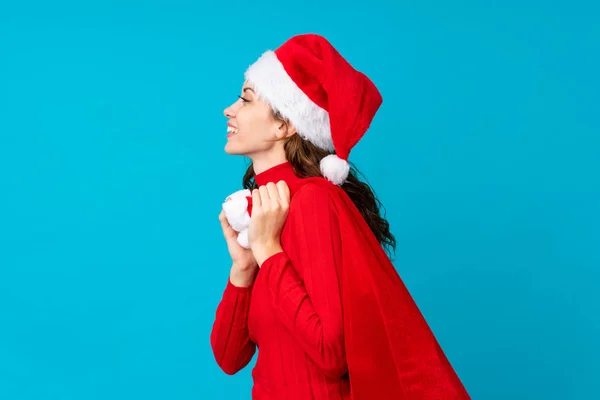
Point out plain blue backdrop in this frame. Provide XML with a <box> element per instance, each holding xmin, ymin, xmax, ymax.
<box><xmin>1</xmin><ymin>1</ymin><xmax>598</xmax><ymax>399</ymax></box>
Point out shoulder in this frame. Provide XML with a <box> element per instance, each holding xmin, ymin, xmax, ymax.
<box><xmin>287</xmin><ymin>177</ymin><xmax>341</xmax><ymax>220</ymax></box>
<box><xmin>292</xmin><ymin>177</ymin><xmax>338</xmax><ymax>204</ymax></box>
<box><xmin>284</xmin><ymin>178</ymin><xmax>342</xmax><ymax>236</ymax></box>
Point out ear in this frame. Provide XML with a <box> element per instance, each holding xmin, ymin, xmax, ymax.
<box><xmin>275</xmin><ymin>119</ymin><xmax>297</xmax><ymax>140</ymax></box>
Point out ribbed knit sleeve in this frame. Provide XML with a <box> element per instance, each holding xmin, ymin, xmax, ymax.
<box><xmin>210</xmin><ymin>279</ymin><xmax>256</xmax><ymax>375</ymax></box>
<box><xmin>259</xmin><ymin>183</ymin><xmax>347</xmax><ymax>378</ymax></box>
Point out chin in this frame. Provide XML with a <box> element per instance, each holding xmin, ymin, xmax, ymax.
<box><xmin>224</xmin><ymin>143</ymin><xmax>244</xmax><ymax>156</ymax></box>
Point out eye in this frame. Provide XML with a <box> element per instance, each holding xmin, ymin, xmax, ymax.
<box><xmin>238</xmin><ymin>95</ymin><xmax>249</xmax><ymax>103</ymax></box>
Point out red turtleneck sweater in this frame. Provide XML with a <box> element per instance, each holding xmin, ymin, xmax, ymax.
<box><xmin>210</xmin><ymin>162</ymin><xmax>350</xmax><ymax>399</ymax></box>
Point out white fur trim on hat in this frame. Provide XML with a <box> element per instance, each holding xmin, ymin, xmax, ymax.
<box><xmin>244</xmin><ymin>50</ymin><xmax>335</xmax><ymax>153</ymax></box>
<box><xmin>320</xmin><ymin>154</ymin><xmax>350</xmax><ymax>185</ymax></box>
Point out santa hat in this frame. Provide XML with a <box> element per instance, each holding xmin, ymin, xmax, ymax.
<box><xmin>244</xmin><ymin>33</ymin><xmax>383</xmax><ymax>185</ymax></box>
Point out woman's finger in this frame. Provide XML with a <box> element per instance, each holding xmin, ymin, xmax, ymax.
<box><xmin>219</xmin><ymin>209</ymin><xmax>236</xmax><ymax>240</ymax></box>
<box><xmin>266</xmin><ymin>182</ymin><xmax>280</xmax><ymax>206</ymax></box>
<box><xmin>252</xmin><ymin>188</ymin><xmax>261</xmax><ymax>211</ymax></box>
<box><xmin>259</xmin><ymin>185</ymin><xmax>270</xmax><ymax>209</ymax></box>
<box><xmin>276</xmin><ymin>181</ymin><xmax>290</xmax><ymax>207</ymax></box>
<box><xmin>219</xmin><ymin>209</ymin><xmax>229</xmax><ymax>229</ymax></box>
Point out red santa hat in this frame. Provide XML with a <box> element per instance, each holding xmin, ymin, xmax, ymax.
<box><xmin>244</xmin><ymin>33</ymin><xmax>383</xmax><ymax>185</ymax></box>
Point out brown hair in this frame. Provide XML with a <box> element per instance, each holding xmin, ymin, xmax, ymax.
<box><xmin>242</xmin><ymin>111</ymin><xmax>397</xmax><ymax>259</ymax></box>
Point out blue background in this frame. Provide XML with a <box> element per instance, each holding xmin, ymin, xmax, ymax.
<box><xmin>1</xmin><ymin>1</ymin><xmax>598</xmax><ymax>399</ymax></box>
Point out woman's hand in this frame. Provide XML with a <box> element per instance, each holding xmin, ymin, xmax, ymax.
<box><xmin>248</xmin><ymin>181</ymin><xmax>291</xmax><ymax>266</ymax></box>
<box><xmin>219</xmin><ymin>209</ymin><xmax>257</xmax><ymax>286</ymax></box>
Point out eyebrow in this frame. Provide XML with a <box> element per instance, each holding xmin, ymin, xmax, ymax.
<box><xmin>243</xmin><ymin>87</ymin><xmax>255</xmax><ymax>93</ymax></box>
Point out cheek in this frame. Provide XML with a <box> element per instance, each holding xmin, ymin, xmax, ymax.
<box><xmin>239</xmin><ymin>109</ymin><xmax>271</xmax><ymax>137</ymax></box>
<box><xmin>236</xmin><ymin>108</ymin><xmax>252</xmax><ymax>132</ymax></box>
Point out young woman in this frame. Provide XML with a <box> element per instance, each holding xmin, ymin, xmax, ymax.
<box><xmin>210</xmin><ymin>34</ymin><xmax>470</xmax><ymax>400</ymax></box>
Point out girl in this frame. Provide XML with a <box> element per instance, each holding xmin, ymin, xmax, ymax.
<box><xmin>210</xmin><ymin>33</ymin><xmax>470</xmax><ymax>400</ymax></box>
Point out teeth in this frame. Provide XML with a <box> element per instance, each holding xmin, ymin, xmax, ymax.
<box><xmin>227</xmin><ymin>126</ymin><xmax>238</xmax><ymax>134</ymax></box>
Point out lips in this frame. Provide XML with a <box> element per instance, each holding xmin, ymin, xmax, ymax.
<box><xmin>227</xmin><ymin>125</ymin><xmax>238</xmax><ymax>138</ymax></box>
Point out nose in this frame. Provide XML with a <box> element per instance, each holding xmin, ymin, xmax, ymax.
<box><xmin>223</xmin><ymin>100</ymin><xmax>238</xmax><ymax>118</ymax></box>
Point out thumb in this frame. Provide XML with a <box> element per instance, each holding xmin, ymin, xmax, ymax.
<box><xmin>219</xmin><ymin>210</ymin><xmax>237</xmax><ymax>241</ymax></box>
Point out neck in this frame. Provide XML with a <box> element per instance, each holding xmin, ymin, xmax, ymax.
<box><xmin>250</xmin><ymin>152</ymin><xmax>288</xmax><ymax>175</ymax></box>
<box><xmin>253</xmin><ymin>156</ymin><xmax>305</xmax><ymax>193</ymax></box>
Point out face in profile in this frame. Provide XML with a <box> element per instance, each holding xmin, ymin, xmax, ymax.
<box><xmin>223</xmin><ymin>82</ymin><xmax>283</xmax><ymax>158</ymax></box>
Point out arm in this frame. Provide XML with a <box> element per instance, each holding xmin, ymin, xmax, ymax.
<box><xmin>210</xmin><ymin>269</ymin><xmax>257</xmax><ymax>375</ymax></box>
<box><xmin>258</xmin><ymin>184</ymin><xmax>347</xmax><ymax>378</ymax></box>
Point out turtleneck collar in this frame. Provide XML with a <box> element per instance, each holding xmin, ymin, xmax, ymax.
<box><xmin>254</xmin><ymin>161</ymin><xmax>305</xmax><ymax>193</ymax></box>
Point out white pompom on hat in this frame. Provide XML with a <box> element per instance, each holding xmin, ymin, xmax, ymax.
<box><xmin>244</xmin><ymin>33</ymin><xmax>383</xmax><ymax>185</ymax></box>
<box><xmin>319</xmin><ymin>154</ymin><xmax>351</xmax><ymax>186</ymax></box>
